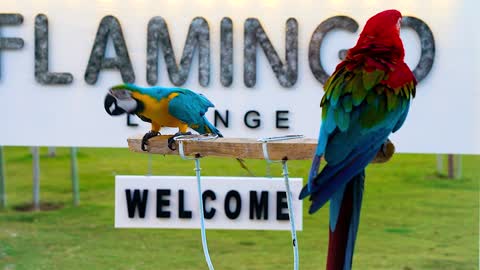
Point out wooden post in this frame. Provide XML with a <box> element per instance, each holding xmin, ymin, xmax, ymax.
<box><xmin>447</xmin><ymin>154</ymin><xmax>454</xmax><ymax>179</ymax></box>
<box><xmin>0</xmin><ymin>146</ymin><xmax>6</xmax><ymax>209</ymax></box>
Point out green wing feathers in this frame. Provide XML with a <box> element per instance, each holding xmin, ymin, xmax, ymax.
<box><xmin>321</xmin><ymin>64</ymin><xmax>415</xmax><ymax>130</ymax></box>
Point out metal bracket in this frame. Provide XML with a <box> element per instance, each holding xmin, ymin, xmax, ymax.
<box><xmin>258</xmin><ymin>135</ymin><xmax>304</xmax><ymax>163</ymax></box>
<box><xmin>174</xmin><ymin>133</ymin><xmax>219</xmax><ymax>160</ymax></box>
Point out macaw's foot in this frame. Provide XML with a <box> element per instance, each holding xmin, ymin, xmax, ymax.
<box><xmin>167</xmin><ymin>132</ymin><xmax>192</xmax><ymax>151</ymax></box>
<box><xmin>141</xmin><ymin>131</ymin><xmax>160</xmax><ymax>151</ymax></box>
<box><xmin>381</xmin><ymin>138</ymin><xmax>395</xmax><ymax>158</ymax></box>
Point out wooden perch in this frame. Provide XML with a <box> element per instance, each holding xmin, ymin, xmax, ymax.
<box><xmin>127</xmin><ymin>135</ymin><xmax>395</xmax><ymax>163</ymax></box>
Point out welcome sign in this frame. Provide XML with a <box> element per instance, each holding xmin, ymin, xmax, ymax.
<box><xmin>0</xmin><ymin>0</ymin><xmax>478</xmax><ymax>154</ymax></box>
<box><xmin>115</xmin><ymin>176</ymin><xmax>303</xmax><ymax>230</ymax></box>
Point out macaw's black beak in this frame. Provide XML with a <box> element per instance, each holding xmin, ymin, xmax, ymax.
<box><xmin>104</xmin><ymin>93</ymin><xmax>126</xmax><ymax>116</ymax></box>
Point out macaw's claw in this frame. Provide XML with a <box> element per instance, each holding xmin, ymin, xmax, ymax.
<box><xmin>167</xmin><ymin>132</ymin><xmax>192</xmax><ymax>151</ymax></box>
<box><xmin>381</xmin><ymin>138</ymin><xmax>394</xmax><ymax>158</ymax></box>
<box><xmin>141</xmin><ymin>131</ymin><xmax>160</xmax><ymax>151</ymax></box>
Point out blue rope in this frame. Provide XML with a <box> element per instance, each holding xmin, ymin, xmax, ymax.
<box><xmin>282</xmin><ymin>160</ymin><xmax>299</xmax><ymax>270</ymax></box>
<box><xmin>194</xmin><ymin>158</ymin><xmax>215</xmax><ymax>270</ymax></box>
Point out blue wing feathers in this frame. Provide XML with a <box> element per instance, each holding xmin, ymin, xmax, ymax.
<box><xmin>300</xmin><ymin>124</ymin><xmax>329</xmax><ymax>199</ymax></box>
<box><xmin>308</xmin><ymin>145</ymin><xmax>378</xmax><ymax>214</ymax></box>
<box><xmin>318</xmin><ymin>128</ymin><xmax>389</xmax><ymax>189</ymax></box>
<box><xmin>392</xmin><ymin>101</ymin><xmax>410</xmax><ymax>133</ymax></box>
<box><xmin>167</xmin><ymin>90</ymin><xmax>212</xmax><ymax>122</ymax></box>
<box><xmin>168</xmin><ymin>91</ymin><xmax>221</xmax><ymax>136</ymax></box>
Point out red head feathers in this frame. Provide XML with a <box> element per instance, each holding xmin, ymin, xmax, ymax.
<box><xmin>342</xmin><ymin>9</ymin><xmax>416</xmax><ymax>89</ymax></box>
<box><xmin>349</xmin><ymin>9</ymin><xmax>405</xmax><ymax>62</ymax></box>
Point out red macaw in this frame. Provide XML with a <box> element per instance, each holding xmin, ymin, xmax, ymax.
<box><xmin>299</xmin><ymin>10</ymin><xmax>417</xmax><ymax>270</ymax></box>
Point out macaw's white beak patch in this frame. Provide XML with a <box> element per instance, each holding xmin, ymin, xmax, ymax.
<box><xmin>115</xmin><ymin>98</ymin><xmax>137</xmax><ymax>113</ymax></box>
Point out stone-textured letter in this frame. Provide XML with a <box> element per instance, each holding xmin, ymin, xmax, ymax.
<box><xmin>220</xmin><ymin>17</ymin><xmax>233</xmax><ymax>87</ymax></box>
<box><xmin>244</xmin><ymin>18</ymin><xmax>298</xmax><ymax>88</ymax></box>
<box><xmin>34</xmin><ymin>14</ymin><xmax>73</xmax><ymax>84</ymax></box>
<box><xmin>0</xmin><ymin>14</ymin><xmax>24</xmax><ymax>80</ymax></box>
<box><xmin>309</xmin><ymin>16</ymin><xmax>358</xmax><ymax>85</ymax></box>
<box><xmin>147</xmin><ymin>17</ymin><xmax>210</xmax><ymax>87</ymax></box>
<box><xmin>85</xmin><ymin>16</ymin><xmax>135</xmax><ymax>84</ymax></box>
<box><xmin>401</xmin><ymin>16</ymin><xmax>435</xmax><ymax>82</ymax></box>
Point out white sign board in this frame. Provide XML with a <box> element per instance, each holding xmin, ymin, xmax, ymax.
<box><xmin>115</xmin><ymin>175</ymin><xmax>303</xmax><ymax>230</ymax></box>
<box><xmin>0</xmin><ymin>0</ymin><xmax>478</xmax><ymax>154</ymax></box>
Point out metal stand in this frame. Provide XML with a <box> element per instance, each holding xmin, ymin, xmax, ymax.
<box><xmin>175</xmin><ymin>134</ymin><xmax>219</xmax><ymax>270</ymax></box>
<box><xmin>258</xmin><ymin>135</ymin><xmax>302</xmax><ymax>270</ymax></box>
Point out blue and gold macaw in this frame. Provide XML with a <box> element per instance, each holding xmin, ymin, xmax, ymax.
<box><xmin>299</xmin><ymin>10</ymin><xmax>417</xmax><ymax>270</ymax></box>
<box><xmin>104</xmin><ymin>83</ymin><xmax>222</xmax><ymax>150</ymax></box>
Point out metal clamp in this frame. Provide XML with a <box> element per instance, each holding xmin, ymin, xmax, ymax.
<box><xmin>258</xmin><ymin>135</ymin><xmax>304</xmax><ymax>163</ymax></box>
<box><xmin>174</xmin><ymin>133</ymin><xmax>219</xmax><ymax>160</ymax></box>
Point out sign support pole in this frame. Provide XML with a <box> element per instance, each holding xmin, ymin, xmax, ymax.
<box><xmin>0</xmin><ymin>146</ymin><xmax>6</xmax><ymax>209</ymax></box>
<box><xmin>32</xmin><ymin>147</ymin><xmax>40</xmax><ymax>211</ymax></box>
<box><xmin>436</xmin><ymin>155</ymin><xmax>443</xmax><ymax>175</ymax></box>
<box><xmin>455</xmin><ymin>155</ymin><xmax>462</xmax><ymax>179</ymax></box>
<box><xmin>71</xmin><ymin>147</ymin><xmax>80</xmax><ymax>206</ymax></box>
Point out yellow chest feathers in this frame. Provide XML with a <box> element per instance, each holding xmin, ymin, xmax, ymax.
<box><xmin>131</xmin><ymin>92</ymin><xmax>184</xmax><ymax>127</ymax></box>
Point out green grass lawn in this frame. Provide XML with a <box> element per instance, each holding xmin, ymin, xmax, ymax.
<box><xmin>0</xmin><ymin>147</ymin><xmax>478</xmax><ymax>270</ymax></box>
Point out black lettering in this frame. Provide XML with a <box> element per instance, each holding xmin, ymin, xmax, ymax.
<box><xmin>401</xmin><ymin>16</ymin><xmax>435</xmax><ymax>83</ymax></box>
<box><xmin>244</xmin><ymin>18</ymin><xmax>298</xmax><ymax>87</ymax></box>
<box><xmin>249</xmin><ymin>191</ymin><xmax>268</xmax><ymax>220</ymax></box>
<box><xmin>309</xmin><ymin>16</ymin><xmax>358</xmax><ymax>84</ymax></box>
<box><xmin>276</xmin><ymin>191</ymin><xmax>289</xmax><ymax>220</ymax></box>
<box><xmin>0</xmin><ymin>13</ymin><xmax>24</xmax><ymax>80</ymax></box>
<box><xmin>275</xmin><ymin>110</ymin><xmax>289</xmax><ymax>129</ymax></box>
<box><xmin>85</xmin><ymin>16</ymin><xmax>135</xmax><ymax>84</ymax></box>
<box><xmin>214</xmin><ymin>110</ymin><xmax>229</xmax><ymax>128</ymax></box>
<box><xmin>147</xmin><ymin>17</ymin><xmax>210</xmax><ymax>87</ymax></box>
<box><xmin>224</xmin><ymin>190</ymin><xmax>241</xmax><ymax>219</ymax></box>
<box><xmin>156</xmin><ymin>189</ymin><xmax>171</xmax><ymax>218</ymax></box>
<box><xmin>34</xmin><ymin>14</ymin><xmax>73</xmax><ymax>85</ymax></box>
<box><xmin>178</xmin><ymin>189</ymin><xmax>192</xmax><ymax>219</ymax></box>
<box><xmin>244</xmin><ymin>110</ymin><xmax>261</xmax><ymax>129</ymax></box>
<box><xmin>125</xmin><ymin>189</ymin><xmax>148</xmax><ymax>218</ymax></box>
<box><xmin>202</xmin><ymin>189</ymin><xmax>216</xmax><ymax>219</ymax></box>
<box><xmin>126</xmin><ymin>113</ymin><xmax>138</xmax><ymax>127</ymax></box>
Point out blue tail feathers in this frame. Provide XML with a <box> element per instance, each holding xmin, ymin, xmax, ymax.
<box><xmin>203</xmin><ymin>116</ymin><xmax>223</xmax><ymax>137</ymax></box>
